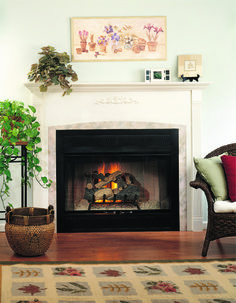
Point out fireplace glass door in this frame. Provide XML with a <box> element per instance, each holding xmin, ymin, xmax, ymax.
<box><xmin>56</xmin><ymin>129</ymin><xmax>179</xmax><ymax>232</ymax></box>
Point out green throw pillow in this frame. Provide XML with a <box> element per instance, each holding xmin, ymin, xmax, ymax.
<box><xmin>194</xmin><ymin>154</ymin><xmax>228</xmax><ymax>201</ymax></box>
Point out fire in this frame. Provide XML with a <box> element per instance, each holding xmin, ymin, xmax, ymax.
<box><xmin>108</xmin><ymin>162</ymin><xmax>121</xmax><ymax>173</ymax></box>
<box><xmin>97</xmin><ymin>162</ymin><xmax>121</xmax><ymax>190</ymax></box>
<box><xmin>97</xmin><ymin>162</ymin><xmax>106</xmax><ymax>175</ymax></box>
<box><xmin>96</xmin><ymin>162</ymin><xmax>122</xmax><ymax>202</ymax></box>
<box><xmin>98</xmin><ymin>162</ymin><xmax>121</xmax><ymax>174</ymax></box>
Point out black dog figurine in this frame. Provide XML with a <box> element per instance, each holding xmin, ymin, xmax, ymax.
<box><xmin>181</xmin><ymin>74</ymin><xmax>200</xmax><ymax>82</ymax></box>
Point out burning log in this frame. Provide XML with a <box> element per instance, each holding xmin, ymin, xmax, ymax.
<box><xmin>84</xmin><ymin>188</ymin><xmax>95</xmax><ymax>202</ymax></box>
<box><xmin>86</xmin><ymin>183</ymin><xmax>93</xmax><ymax>189</ymax></box>
<box><xmin>84</xmin><ymin>172</ymin><xmax>100</xmax><ymax>189</ymax></box>
<box><xmin>115</xmin><ymin>175</ymin><xmax>128</xmax><ymax>191</ymax></box>
<box><xmin>84</xmin><ymin>168</ymin><xmax>140</xmax><ymax>208</ymax></box>
<box><xmin>95</xmin><ymin>171</ymin><xmax>122</xmax><ymax>188</ymax></box>
<box><xmin>94</xmin><ymin>188</ymin><xmax>114</xmax><ymax>201</ymax></box>
<box><xmin>125</xmin><ymin>173</ymin><xmax>132</xmax><ymax>185</ymax></box>
<box><xmin>116</xmin><ymin>184</ymin><xmax>140</xmax><ymax>201</ymax></box>
<box><xmin>84</xmin><ymin>173</ymin><xmax>94</xmax><ymax>189</ymax></box>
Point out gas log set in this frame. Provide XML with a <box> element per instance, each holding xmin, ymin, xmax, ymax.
<box><xmin>84</xmin><ymin>169</ymin><xmax>140</xmax><ymax>210</ymax></box>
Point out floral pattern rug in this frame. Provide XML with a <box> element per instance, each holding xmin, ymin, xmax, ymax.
<box><xmin>0</xmin><ymin>260</ymin><xmax>235</xmax><ymax>303</ymax></box>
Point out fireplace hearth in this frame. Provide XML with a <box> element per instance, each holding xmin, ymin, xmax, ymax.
<box><xmin>56</xmin><ymin>129</ymin><xmax>179</xmax><ymax>232</ymax></box>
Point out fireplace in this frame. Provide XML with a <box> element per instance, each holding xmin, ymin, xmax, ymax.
<box><xmin>56</xmin><ymin>128</ymin><xmax>179</xmax><ymax>232</ymax></box>
<box><xmin>20</xmin><ymin>81</ymin><xmax>210</xmax><ymax>234</ymax></box>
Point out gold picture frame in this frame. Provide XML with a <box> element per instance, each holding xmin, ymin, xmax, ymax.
<box><xmin>178</xmin><ymin>55</ymin><xmax>202</xmax><ymax>77</ymax></box>
<box><xmin>71</xmin><ymin>16</ymin><xmax>167</xmax><ymax>62</ymax></box>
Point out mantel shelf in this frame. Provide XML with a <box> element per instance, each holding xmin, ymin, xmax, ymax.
<box><xmin>25</xmin><ymin>81</ymin><xmax>211</xmax><ymax>94</ymax></box>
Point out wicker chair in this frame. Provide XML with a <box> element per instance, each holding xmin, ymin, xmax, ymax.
<box><xmin>190</xmin><ymin>143</ymin><xmax>236</xmax><ymax>257</ymax></box>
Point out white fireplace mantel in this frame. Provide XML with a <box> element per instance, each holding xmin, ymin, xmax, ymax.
<box><xmin>25</xmin><ymin>81</ymin><xmax>210</xmax><ymax>93</ymax></box>
<box><xmin>24</xmin><ymin>81</ymin><xmax>210</xmax><ymax>232</ymax></box>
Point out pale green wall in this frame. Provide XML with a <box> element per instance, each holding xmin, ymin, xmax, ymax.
<box><xmin>0</xmin><ymin>0</ymin><xmax>235</xmax><ymax>153</ymax></box>
<box><xmin>0</xmin><ymin>0</ymin><xmax>235</xmax><ymax>225</ymax></box>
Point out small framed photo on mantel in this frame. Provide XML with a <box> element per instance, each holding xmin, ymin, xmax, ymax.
<box><xmin>178</xmin><ymin>55</ymin><xmax>202</xmax><ymax>78</ymax></box>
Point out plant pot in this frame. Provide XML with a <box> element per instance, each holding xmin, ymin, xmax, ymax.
<box><xmin>147</xmin><ymin>41</ymin><xmax>158</xmax><ymax>52</ymax></box>
<box><xmin>132</xmin><ymin>45</ymin><xmax>141</xmax><ymax>53</ymax></box>
<box><xmin>138</xmin><ymin>38</ymin><xmax>146</xmax><ymax>51</ymax></box>
<box><xmin>99</xmin><ymin>44</ymin><xmax>107</xmax><ymax>53</ymax></box>
<box><xmin>76</xmin><ymin>48</ymin><xmax>82</xmax><ymax>54</ymax></box>
<box><xmin>5</xmin><ymin>205</ymin><xmax>55</xmax><ymax>256</ymax></box>
<box><xmin>89</xmin><ymin>42</ymin><xmax>96</xmax><ymax>51</ymax></box>
<box><xmin>80</xmin><ymin>42</ymin><xmax>87</xmax><ymax>52</ymax></box>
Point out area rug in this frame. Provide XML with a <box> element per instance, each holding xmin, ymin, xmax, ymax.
<box><xmin>0</xmin><ymin>260</ymin><xmax>235</xmax><ymax>303</ymax></box>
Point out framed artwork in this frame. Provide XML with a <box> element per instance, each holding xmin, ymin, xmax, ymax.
<box><xmin>178</xmin><ymin>55</ymin><xmax>202</xmax><ymax>77</ymax></box>
<box><xmin>71</xmin><ymin>16</ymin><xmax>167</xmax><ymax>62</ymax></box>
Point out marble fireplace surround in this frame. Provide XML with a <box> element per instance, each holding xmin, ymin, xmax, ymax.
<box><xmin>25</xmin><ymin>81</ymin><xmax>210</xmax><ymax>231</ymax></box>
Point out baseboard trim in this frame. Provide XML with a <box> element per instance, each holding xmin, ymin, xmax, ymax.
<box><xmin>0</xmin><ymin>223</ymin><xmax>5</xmax><ymax>232</ymax></box>
<box><xmin>202</xmin><ymin>221</ymin><xmax>207</xmax><ymax>230</ymax></box>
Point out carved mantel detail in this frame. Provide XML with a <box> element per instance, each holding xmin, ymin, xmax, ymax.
<box><xmin>95</xmin><ymin>96</ymin><xmax>139</xmax><ymax>105</ymax></box>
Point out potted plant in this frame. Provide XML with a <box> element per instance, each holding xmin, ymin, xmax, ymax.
<box><xmin>28</xmin><ymin>46</ymin><xmax>78</xmax><ymax>96</ymax></box>
<box><xmin>143</xmin><ymin>24</ymin><xmax>164</xmax><ymax>51</ymax></box>
<box><xmin>0</xmin><ymin>99</ymin><xmax>52</xmax><ymax>209</ymax></box>
<box><xmin>97</xmin><ymin>35</ymin><xmax>109</xmax><ymax>52</ymax></box>
<box><xmin>88</xmin><ymin>34</ymin><xmax>96</xmax><ymax>51</ymax></box>
<box><xmin>79</xmin><ymin>30</ymin><xmax>89</xmax><ymax>52</ymax></box>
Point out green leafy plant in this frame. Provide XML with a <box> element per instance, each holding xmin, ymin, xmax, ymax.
<box><xmin>28</xmin><ymin>46</ymin><xmax>78</xmax><ymax>96</ymax></box>
<box><xmin>0</xmin><ymin>100</ymin><xmax>52</xmax><ymax>209</ymax></box>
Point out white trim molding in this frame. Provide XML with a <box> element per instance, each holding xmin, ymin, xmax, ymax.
<box><xmin>25</xmin><ymin>81</ymin><xmax>210</xmax><ymax>94</ymax></box>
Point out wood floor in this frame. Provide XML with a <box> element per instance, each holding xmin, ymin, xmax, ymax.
<box><xmin>0</xmin><ymin>231</ymin><xmax>235</xmax><ymax>262</ymax></box>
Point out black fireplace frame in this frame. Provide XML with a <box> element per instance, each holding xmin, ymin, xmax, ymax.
<box><xmin>56</xmin><ymin>129</ymin><xmax>179</xmax><ymax>232</ymax></box>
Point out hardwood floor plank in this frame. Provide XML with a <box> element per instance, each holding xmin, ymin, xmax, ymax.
<box><xmin>0</xmin><ymin>231</ymin><xmax>235</xmax><ymax>262</ymax></box>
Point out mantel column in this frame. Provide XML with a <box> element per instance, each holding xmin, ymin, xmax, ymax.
<box><xmin>191</xmin><ymin>89</ymin><xmax>203</xmax><ymax>231</ymax></box>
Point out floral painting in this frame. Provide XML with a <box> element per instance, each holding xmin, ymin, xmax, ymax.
<box><xmin>71</xmin><ymin>16</ymin><xmax>167</xmax><ymax>61</ymax></box>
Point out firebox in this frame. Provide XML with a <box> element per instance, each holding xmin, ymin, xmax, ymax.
<box><xmin>56</xmin><ymin>129</ymin><xmax>179</xmax><ymax>232</ymax></box>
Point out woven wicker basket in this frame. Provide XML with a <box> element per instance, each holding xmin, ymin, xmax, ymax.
<box><xmin>5</xmin><ymin>205</ymin><xmax>55</xmax><ymax>257</ymax></box>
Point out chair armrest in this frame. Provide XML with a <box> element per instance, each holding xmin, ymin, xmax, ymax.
<box><xmin>189</xmin><ymin>177</ymin><xmax>214</xmax><ymax>211</ymax></box>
